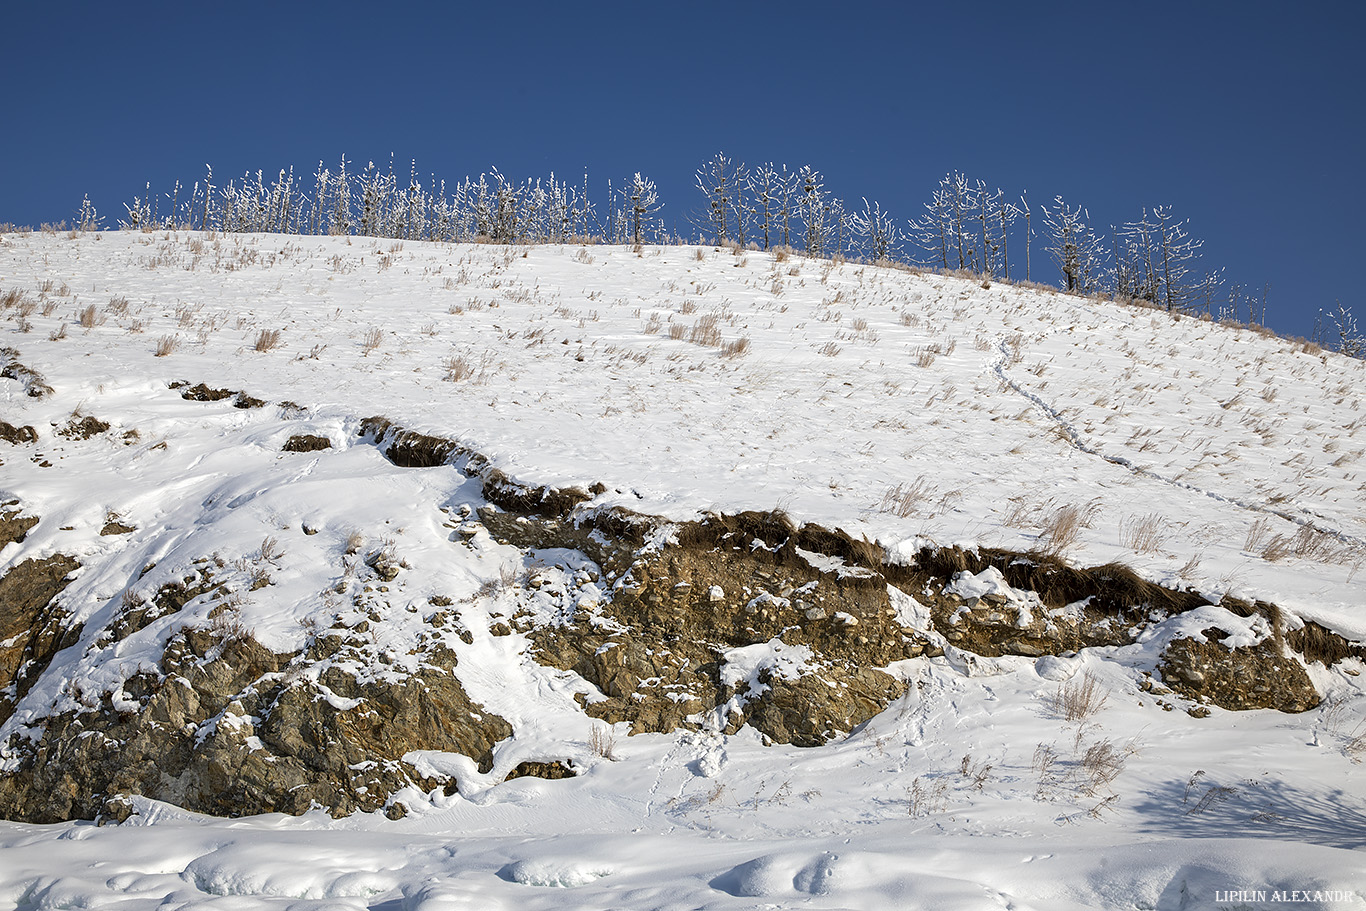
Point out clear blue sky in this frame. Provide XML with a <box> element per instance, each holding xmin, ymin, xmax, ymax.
<box><xmin>4</xmin><ymin>1</ymin><xmax>1362</xmax><ymax>341</ymax></box>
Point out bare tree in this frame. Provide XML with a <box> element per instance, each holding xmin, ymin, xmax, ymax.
<box><xmin>695</xmin><ymin>151</ymin><xmax>742</xmax><ymax>244</ymax></box>
<box><xmin>797</xmin><ymin>165</ymin><xmax>828</xmax><ymax>256</ymax></box>
<box><xmin>748</xmin><ymin>163</ymin><xmax>794</xmax><ymax>250</ymax></box>
<box><xmin>1043</xmin><ymin>196</ymin><xmax>1105</xmax><ymax>293</ymax></box>
<box><xmin>1331</xmin><ymin>303</ymin><xmax>1365</xmax><ymax>358</ymax></box>
<box><xmin>621</xmin><ymin>173</ymin><xmax>661</xmax><ymax>244</ymax></box>
<box><xmin>850</xmin><ymin>197</ymin><xmax>902</xmax><ymax>262</ymax></box>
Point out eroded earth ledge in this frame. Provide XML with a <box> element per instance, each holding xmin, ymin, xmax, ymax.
<box><xmin>0</xmin><ymin>415</ymin><xmax>1346</xmax><ymax>823</ymax></box>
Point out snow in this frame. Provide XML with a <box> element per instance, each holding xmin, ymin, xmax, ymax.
<box><xmin>0</xmin><ymin>230</ymin><xmax>1364</xmax><ymax>909</ymax></box>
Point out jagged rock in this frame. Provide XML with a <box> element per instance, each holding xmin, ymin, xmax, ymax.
<box><xmin>57</xmin><ymin>415</ymin><xmax>110</xmax><ymax>439</ymax></box>
<box><xmin>0</xmin><ymin>421</ymin><xmax>38</xmax><ymax>445</ymax></box>
<box><xmin>1159</xmin><ymin>634</ymin><xmax>1319</xmax><ymax>713</ymax></box>
<box><xmin>0</xmin><ymin>503</ymin><xmax>39</xmax><ymax>547</ymax></box>
<box><xmin>0</xmin><ymin>621</ymin><xmax>511</xmax><ymax>823</ymax></box>
<box><xmin>738</xmin><ymin>665</ymin><xmax>907</xmax><ymax>747</ymax></box>
<box><xmin>282</xmin><ymin>433</ymin><xmax>332</xmax><ymax>453</ymax></box>
<box><xmin>505</xmin><ymin>760</ymin><xmax>577</xmax><ymax>781</ymax></box>
<box><xmin>0</xmin><ymin>553</ymin><xmax>82</xmax><ymax>726</ymax></box>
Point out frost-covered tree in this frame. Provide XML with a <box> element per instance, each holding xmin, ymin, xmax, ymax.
<box><xmin>1331</xmin><ymin>303</ymin><xmax>1365</xmax><ymax>358</ymax></box>
<box><xmin>797</xmin><ymin>166</ymin><xmax>829</xmax><ymax>256</ymax></box>
<box><xmin>850</xmin><ymin>197</ymin><xmax>901</xmax><ymax>262</ymax></box>
<box><xmin>621</xmin><ymin>173</ymin><xmax>661</xmax><ymax>244</ymax></box>
<box><xmin>914</xmin><ymin>172</ymin><xmax>977</xmax><ymax>270</ymax></box>
<box><xmin>695</xmin><ymin>151</ymin><xmax>743</xmax><ymax>244</ymax></box>
<box><xmin>329</xmin><ymin>157</ymin><xmax>352</xmax><ymax>236</ymax></box>
<box><xmin>75</xmin><ymin>194</ymin><xmax>101</xmax><ymax>232</ymax></box>
<box><xmin>1043</xmin><ymin>196</ymin><xmax>1105</xmax><ymax>293</ymax></box>
<box><xmin>747</xmin><ymin>163</ymin><xmax>795</xmax><ymax>250</ymax></box>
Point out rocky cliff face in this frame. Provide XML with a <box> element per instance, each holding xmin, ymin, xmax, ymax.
<box><xmin>0</xmin><ymin>415</ymin><xmax>1346</xmax><ymax>823</ymax></box>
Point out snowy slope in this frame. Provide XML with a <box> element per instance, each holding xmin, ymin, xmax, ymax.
<box><xmin>0</xmin><ymin>230</ymin><xmax>1364</xmax><ymax>910</ymax></box>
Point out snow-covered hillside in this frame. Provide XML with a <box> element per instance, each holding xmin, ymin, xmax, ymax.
<box><xmin>1</xmin><ymin>230</ymin><xmax>1364</xmax><ymax>910</ymax></box>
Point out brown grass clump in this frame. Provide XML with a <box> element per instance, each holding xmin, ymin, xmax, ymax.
<box><xmin>154</xmin><ymin>335</ymin><xmax>178</xmax><ymax>357</ymax></box>
<box><xmin>254</xmin><ymin>328</ymin><xmax>282</xmax><ymax>352</ymax></box>
<box><xmin>879</xmin><ymin>479</ymin><xmax>934</xmax><ymax>518</ymax></box>
<box><xmin>689</xmin><ymin>313</ymin><xmax>722</xmax><ymax>347</ymax></box>
<box><xmin>1048</xmin><ymin>670</ymin><xmax>1109</xmax><ymax>723</ymax></box>
<box><xmin>1120</xmin><ymin>513</ymin><xmax>1165</xmax><ymax>554</ymax></box>
<box><xmin>1036</xmin><ymin>501</ymin><xmax>1099</xmax><ymax>556</ymax></box>
<box><xmin>1286</xmin><ymin>619</ymin><xmax>1366</xmax><ymax>666</ymax></box>
<box><xmin>443</xmin><ymin>354</ymin><xmax>475</xmax><ymax>382</ymax></box>
<box><xmin>720</xmin><ymin>336</ymin><xmax>751</xmax><ymax>357</ymax></box>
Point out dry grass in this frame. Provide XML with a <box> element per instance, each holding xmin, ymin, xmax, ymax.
<box><xmin>589</xmin><ymin>724</ymin><xmax>617</xmax><ymax>760</ymax></box>
<box><xmin>254</xmin><ymin>328</ymin><xmax>282</xmax><ymax>352</ymax></box>
<box><xmin>1120</xmin><ymin>513</ymin><xmax>1166</xmax><ymax>554</ymax></box>
<box><xmin>1244</xmin><ymin>517</ymin><xmax>1273</xmax><ymax>553</ymax></box>
<box><xmin>361</xmin><ymin>327</ymin><xmax>384</xmax><ymax>355</ymax></box>
<box><xmin>720</xmin><ymin>336</ymin><xmax>751</xmax><ymax>357</ymax></box>
<box><xmin>689</xmin><ymin>313</ymin><xmax>722</xmax><ymax>347</ymax></box>
<box><xmin>443</xmin><ymin>354</ymin><xmax>475</xmax><ymax>382</ymax></box>
<box><xmin>908</xmin><ymin>776</ymin><xmax>949</xmax><ymax>817</ymax></box>
<box><xmin>77</xmin><ymin>304</ymin><xmax>102</xmax><ymax>328</ymax></box>
<box><xmin>344</xmin><ymin>530</ymin><xmax>365</xmax><ymax>556</ymax></box>
<box><xmin>154</xmin><ymin>335</ymin><xmax>178</xmax><ymax>357</ymax></box>
<box><xmin>879</xmin><ymin>479</ymin><xmax>934</xmax><ymax>518</ymax></box>
<box><xmin>1036</xmin><ymin>501</ymin><xmax>1099</xmax><ymax>555</ymax></box>
<box><xmin>1049</xmin><ymin>670</ymin><xmax>1109</xmax><ymax>723</ymax></box>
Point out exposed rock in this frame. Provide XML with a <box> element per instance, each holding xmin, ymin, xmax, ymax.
<box><xmin>0</xmin><ymin>621</ymin><xmax>511</xmax><ymax>823</ymax></box>
<box><xmin>1159</xmin><ymin>634</ymin><xmax>1319</xmax><ymax>713</ymax></box>
<box><xmin>57</xmin><ymin>415</ymin><xmax>110</xmax><ymax>439</ymax></box>
<box><xmin>0</xmin><ymin>554</ymin><xmax>82</xmax><ymax>726</ymax></box>
<box><xmin>0</xmin><ymin>347</ymin><xmax>53</xmax><ymax>398</ymax></box>
<box><xmin>282</xmin><ymin>433</ymin><xmax>332</xmax><ymax>453</ymax></box>
<box><xmin>906</xmin><ymin>549</ymin><xmax>1211</xmax><ymax>658</ymax></box>
<box><xmin>172</xmin><ymin>381</ymin><xmax>234</xmax><ymax>401</ymax></box>
<box><xmin>504</xmin><ymin>760</ymin><xmax>577</xmax><ymax>781</ymax></box>
<box><xmin>0</xmin><ymin>421</ymin><xmax>38</xmax><ymax>445</ymax></box>
<box><xmin>171</xmin><ymin>382</ymin><xmax>265</xmax><ymax>409</ymax></box>
<box><xmin>0</xmin><ymin>502</ymin><xmax>39</xmax><ymax>548</ymax></box>
<box><xmin>99</xmin><ymin>519</ymin><xmax>136</xmax><ymax>536</ymax></box>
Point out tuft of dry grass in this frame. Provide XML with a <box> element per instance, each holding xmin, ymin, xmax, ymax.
<box><xmin>589</xmin><ymin>724</ymin><xmax>618</xmax><ymax>760</ymax></box>
<box><xmin>154</xmin><ymin>335</ymin><xmax>178</xmax><ymax>357</ymax></box>
<box><xmin>689</xmin><ymin>313</ymin><xmax>722</xmax><ymax>347</ymax></box>
<box><xmin>254</xmin><ymin>328</ymin><xmax>282</xmax><ymax>352</ymax></box>
<box><xmin>720</xmin><ymin>336</ymin><xmax>751</xmax><ymax>357</ymax></box>
<box><xmin>1049</xmin><ymin>670</ymin><xmax>1109</xmax><ymax>723</ymax></box>
<box><xmin>361</xmin><ymin>327</ymin><xmax>383</xmax><ymax>355</ymax></box>
<box><xmin>879</xmin><ymin>479</ymin><xmax>934</xmax><ymax>518</ymax></box>
<box><xmin>1120</xmin><ymin>513</ymin><xmax>1166</xmax><ymax>554</ymax></box>
<box><xmin>344</xmin><ymin>530</ymin><xmax>364</xmax><ymax>556</ymax></box>
<box><xmin>443</xmin><ymin>354</ymin><xmax>475</xmax><ymax>382</ymax></box>
<box><xmin>77</xmin><ymin>304</ymin><xmax>102</xmax><ymax>328</ymax></box>
<box><xmin>1036</xmin><ymin>501</ymin><xmax>1100</xmax><ymax>555</ymax></box>
<box><xmin>1244</xmin><ymin>517</ymin><xmax>1273</xmax><ymax>554</ymax></box>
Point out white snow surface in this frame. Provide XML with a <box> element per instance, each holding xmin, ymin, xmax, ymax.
<box><xmin>0</xmin><ymin>231</ymin><xmax>1364</xmax><ymax>909</ymax></box>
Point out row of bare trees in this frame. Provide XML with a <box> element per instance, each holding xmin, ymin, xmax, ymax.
<box><xmin>91</xmin><ymin>153</ymin><xmax>1362</xmax><ymax>353</ymax></box>
<box><xmin>110</xmin><ymin>158</ymin><xmax>672</xmax><ymax>247</ymax></box>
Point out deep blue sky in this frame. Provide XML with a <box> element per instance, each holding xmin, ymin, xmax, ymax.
<box><xmin>4</xmin><ymin>1</ymin><xmax>1362</xmax><ymax>341</ymax></box>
